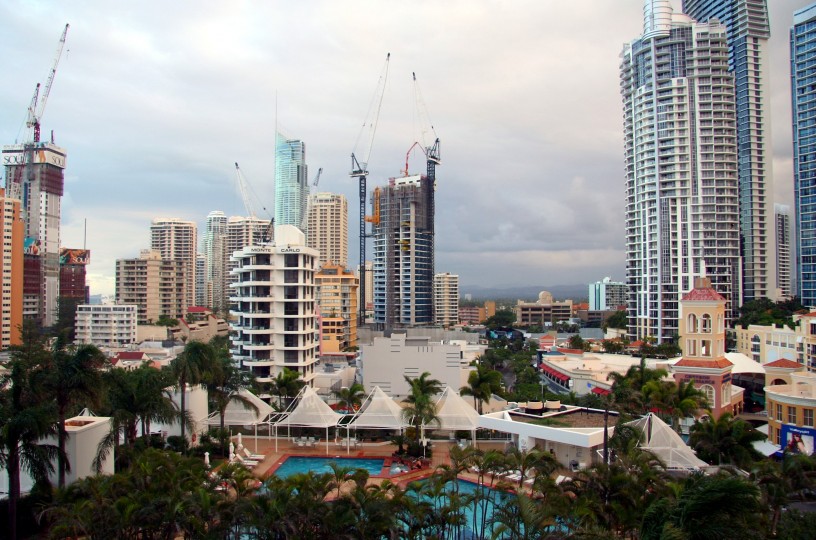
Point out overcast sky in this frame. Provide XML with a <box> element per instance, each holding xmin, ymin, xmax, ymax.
<box><xmin>0</xmin><ymin>0</ymin><xmax>810</xmax><ymax>296</ymax></box>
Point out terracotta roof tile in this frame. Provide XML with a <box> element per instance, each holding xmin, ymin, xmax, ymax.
<box><xmin>116</xmin><ymin>351</ymin><xmax>148</xmax><ymax>360</ymax></box>
<box><xmin>764</xmin><ymin>358</ymin><xmax>803</xmax><ymax>369</ymax></box>
<box><xmin>674</xmin><ymin>357</ymin><xmax>733</xmax><ymax>369</ymax></box>
<box><xmin>682</xmin><ymin>288</ymin><xmax>725</xmax><ymax>302</ymax></box>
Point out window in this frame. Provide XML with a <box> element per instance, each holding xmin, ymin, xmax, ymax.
<box><xmin>700</xmin><ymin>384</ymin><xmax>715</xmax><ymax>405</ymax></box>
<box><xmin>721</xmin><ymin>383</ymin><xmax>731</xmax><ymax>407</ymax></box>
<box><xmin>805</xmin><ymin>409</ymin><xmax>814</xmax><ymax>427</ymax></box>
<box><xmin>789</xmin><ymin>406</ymin><xmax>797</xmax><ymax>425</ymax></box>
<box><xmin>701</xmin><ymin>314</ymin><xmax>712</xmax><ymax>333</ymax></box>
<box><xmin>776</xmin><ymin>404</ymin><xmax>783</xmax><ymax>421</ymax></box>
<box><xmin>688</xmin><ymin>313</ymin><xmax>698</xmax><ymax>333</ymax></box>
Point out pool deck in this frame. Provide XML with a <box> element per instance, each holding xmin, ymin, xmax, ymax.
<box><xmin>224</xmin><ymin>435</ymin><xmax>509</xmax><ymax>486</ymax></box>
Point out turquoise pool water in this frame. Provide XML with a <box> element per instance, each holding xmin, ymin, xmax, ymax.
<box><xmin>273</xmin><ymin>456</ymin><xmax>385</xmax><ymax>478</ymax></box>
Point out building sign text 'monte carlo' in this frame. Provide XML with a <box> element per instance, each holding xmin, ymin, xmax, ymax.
<box><xmin>280</xmin><ymin>248</ymin><xmax>301</xmax><ymax>253</ymax></box>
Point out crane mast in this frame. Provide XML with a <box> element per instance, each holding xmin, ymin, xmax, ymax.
<box><xmin>351</xmin><ymin>53</ymin><xmax>390</xmax><ymax>326</ymax></box>
<box><xmin>26</xmin><ymin>23</ymin><xmax>69</xmax><ymax>143</ymax></box>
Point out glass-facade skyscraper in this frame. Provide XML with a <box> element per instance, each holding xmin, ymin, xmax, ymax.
<box><xmin>792</xmin><ymin>4</ymin><xmax>816</xmax><ymax>307</ymax></box>
<box><xmin>682</xmin><ymin>0</ymin><xmax>774</xmax><ymax>304</ymax></box>
<box><xmin>274</xmin><ymin>134</ymin><xmax>308</xmax><ymax>229</ymax></box>
<box><xmin>621</xmin><ymin>0</ymin><xmax>740</xmax><ymax>342</ymax></box>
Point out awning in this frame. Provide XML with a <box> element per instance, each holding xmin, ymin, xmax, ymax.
<box><xmin>752</xmin><ymin>440</ymin><xmax>781</xmax><ymax>457</ymax></box>
<box><xmin>540</xmin><ymin>364</ymin><xmax>569</xmax><ymax>382</ymax></box>
<box><xmin>591</xmin><ymin>387</ymin><xmax>611</xmax><ymax>395</ymax></box>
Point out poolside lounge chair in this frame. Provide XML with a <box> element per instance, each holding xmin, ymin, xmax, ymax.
<box><xmin>241</xmin><ymin>447</ymin><xmax>265</xmax><ymax>460</ymax></box>
<box><xmin>232</xmin><ymin>454</ymin><xmax>260</xmax><ymax>468</ymax></box>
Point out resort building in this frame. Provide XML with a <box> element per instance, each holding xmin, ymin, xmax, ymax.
<box><xmin>433</xmin><ymin>272</ymin><xmax>459</xmax><ymax>328</ymax></box>
<box><xmin>515</xmin><ymin>291</ymin><xmax>573</xmax><ymax>327</ymax></box>
<box><xmin>315</xmin><ymin>262</ymin><xmax>358</xmax><ymax>353</ymax></box>
<box><xmin>621</xmin><ymin>1</ymin><xmax>740</xmax><ymax>342</ymax></box>
<box><xmin>734</xmin><ymin>323</ymin><xmax>799</xmax><ymax>365</ymax></box>
<box><xmin>229</xmin><ymin>225</ymin><xmax>319</xmax><ymax>384</ymax></box>
<box><xmin>150</xmin><ymin>218</ymin><xmax>197</xmax><ymax>315</ymax></box>
<box><xmin>226</xmin><ymin>216</ymin><xmax>272</xmax><ymax>299</ymax></box>
<box><xmin>74</xmin><ymin>304</ymin><xmax>138</xmax><ymax>348</ymax></box>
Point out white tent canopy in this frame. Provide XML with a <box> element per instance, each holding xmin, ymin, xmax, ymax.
<box><xmin>274</xmin><ymin>386</ymin><xmax>340</xmax><ymax>428</ymax></box>
<box><xmin>434</xmin><ymin>387</ymin><xmax>480</xmax><ymax>431</ymax></box>
<box><xmin>207</xmin><ymin>389</ymin><xmax>274</xmax><ymax>426</ymax></box>
<box><xmin>349</xmin><ymin>386</ymin><xmax>409</xmax><ymax>429</ymax></box>
<box><xmin>625</xmin><ymin>413</ymin><xmax>708</xmax><ymax>471</ymax></box>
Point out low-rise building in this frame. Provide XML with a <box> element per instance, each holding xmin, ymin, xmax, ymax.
<box><xmin>360</xmin><ymin>333</ymin><xmax>469</xmax><ymax>400</ymax></box>
<box><xmin>515</xmin><ymin>292</ymin><xmax>573</xmax><ymax>327</ymax></box>
<box><xmin>765</xmin><ymin>368</ymin><xmax>816</xmax><ymax>454</ymax></box>
<box><xmin>74</xmin><ymin>304</ymin><xmax>138</xmax><ymax>348</ymax></box>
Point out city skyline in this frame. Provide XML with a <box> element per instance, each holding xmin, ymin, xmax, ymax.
<box><xmin>0</xmin><ymin>1</ymin><xmax>808</xmax><ymax>297</ymax></box>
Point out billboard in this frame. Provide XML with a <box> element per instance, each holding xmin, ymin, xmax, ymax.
<box><xmin>24</xmin><ymin>237</ymin><xmax>41</xmax><ymax>256</ymax></box>
<box><xmin>59</xmin><ymin>248</ymin><xmax>90</xmax><ymax>266</ymax></box>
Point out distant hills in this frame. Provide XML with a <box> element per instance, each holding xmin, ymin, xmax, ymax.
<box><xmin>460</xmin><ymin>284</ymin><xmax>588</xmax><ymax>302</ymax></box>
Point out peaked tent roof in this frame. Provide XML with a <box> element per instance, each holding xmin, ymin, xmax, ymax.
<box><xmin>349</xmin><ymin>386</ymin><xmax>409</xmax><ymax>429</ymax></box>
<box><xmin>274</xmin><ymin>386</ymin><xmax>340</xmax><ymax>428</ymax></box>
<box><xmin>207</xmin><ymin>389</ymin><xmax>274</xmax><ymax>426</ymax></box>
<box><xmin>625</xmin><ymin>413</ymin><xmax>708</xmax><ymax>470</ymax></box>
<box><xmin>435</xmin><ymin>387</ymin><xmax>480</xmax><ymax>431</ymax></box>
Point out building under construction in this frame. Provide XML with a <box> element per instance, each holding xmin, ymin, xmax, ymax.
<box><xmin>2</xmin><ymin>142</ymin><xmax>67</xmax><ymax>327</ymax></box>
<box><xmin>371</xmin><ymin>171</ymin><xmax>435</xmax><ymax>328</ymax></box>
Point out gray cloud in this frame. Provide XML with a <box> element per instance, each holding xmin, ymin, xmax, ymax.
<box><xmin>0</xmin><ymin>0</ymin><xmax>807</xmax><ymax>295</ymax></box>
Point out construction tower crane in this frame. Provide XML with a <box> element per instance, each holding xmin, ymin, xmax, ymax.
<box><xmin>300</xmin><ymin>167</ymin><xmax>323</xmax><ymax>233</ymax></box>
<box><xmin>234</xmin><ymin>162</ymin><xmax>274</xmax><ymax>244</ymax></box>
<box><xmin>351</xmin><ymin>53</ymin><xmax>390</xmax><ymax>326</ymax></box>
<box><xmin>26</xmin><ymin>23</ymin><xmax>69</xmax><ymax>143</ymax></box>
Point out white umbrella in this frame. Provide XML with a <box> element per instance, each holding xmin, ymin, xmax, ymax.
<box><xmin>237</xmin><ymin>432</ymin><xmax>243</xmax><ymax>447</ymax></box>
<box><xmin>204</xmin><ymin>452</ymin><xmax>210</xmax><ymax>468</ymax></box>
<box><xmin>229</xmin><ymin>441</ymin><xmax>235</xmax><ymax>457</ymax></box>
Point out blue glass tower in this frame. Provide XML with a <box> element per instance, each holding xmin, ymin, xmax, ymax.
<box><xmin>274</xmin><ymin>134</ymin><xmax>308</xmax><ymax>228</ymax></box>
<box><xmin>792</xmin><ymin>4</ymin><xmax>816</xmax><ymax>307</ymax></box>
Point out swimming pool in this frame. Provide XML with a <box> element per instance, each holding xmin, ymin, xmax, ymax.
<box><xmin>272</xmin><ymin>456</ymin><xmax>386</xmax><ymax>478</ymax></box>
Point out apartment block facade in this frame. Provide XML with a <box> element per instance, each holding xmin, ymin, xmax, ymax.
<box><xmin>433</xmin><ymin>272</ymin><xmax>459</xmax><ymax>328</ymax></box>
<box><xmin>315</xmin><ymin>262</ymin><xmax>358</xmax><ymax>353</ymax></box>
<box><xmin>306</xmin><ymin>192</ymin><xmax>348</xmax><ymax>268</ymax></box>
<box><xmin>621</xmin><ymin>1</ymin><xmax>740</xmax><ymax>342</ymax></box>
<box><xmin>115</xmin><ymin>249</ymin><xmax>185</xmax><ymax>324</ymax></box>
<box><xmin>0</xmin><ymin>189</ymin><xmax>23</xmax><ymax>347</ymax></box>
<box><xmin>229</xmin><ymin>225</ymin><xmax>319</xmax><ymax>384</ymax></box>
<box><xmin>150</xmin><ymin>218</ymin><xmax>197</xmax><ymax>316</ymax></box>
<box><xmin>74</xmin><ymin>304</ymin><xmax>138</xmax><ymax>348</ymax></box>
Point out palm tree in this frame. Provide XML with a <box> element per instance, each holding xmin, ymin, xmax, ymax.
<box><xmin>207</xmin><ymin>355</ymin><xmax>258</xmax><ymax>442</ymax></box>
<box><xmin>689</xmin><ymin>412</ymin><xmax>765</xmax><ymax>468</ymax></box>
<box><xmin>459</xmin><ymin>363</ymin><xmax>503</xmax><ymax>414</ymax></box>
<box><xmin>269</xmin><ymin>367</ymin><xmax>306</xmax><ymax>410</ymax></box>
<box><xmin>640</xmin><ymin>474</ymin><xmax>762</xmax><ymax>540</ymax></box>
<box><xmin>333</xmin><ymin>382</ymin><xmax>366</xmax><ymax>412</ymax></box>
<box><xmin>171</xmin><ymin>340</ymin><xmax>216</xmax><ymax>443</ymax></box>
<box><xmin>0</xmin><ymin>322</ymin><xmax>58</xmax><ymax>540</ymax></box>
<box><xmin>643</xmin><ymin>379</ymin><xmax>707</xmax><ymax>432</ymax></box>
<box><xmin>44</xmin><ymin>335</ymin><xmax>108</xmax><ymax>488</ymax></box>
<box><xmin>402</xmin><ymin>372</ymin><xmax>443</xmax><ymax>445</ymax></box>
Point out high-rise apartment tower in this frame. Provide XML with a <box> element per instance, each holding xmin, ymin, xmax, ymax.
<box><xmin>0</xmin><ymin>189</ymin><xmax>23</xmax><ymax>347</ymax></box>
<box><xmin>621</xmin><ymin>1</ymin><xmax>740</xmax><ymax>342</ymax></box>
<box><xmin>793</xmin><ymin>4</ymin><xmax>816</xmax><ymax>307</ymax></box>
<box><xmin>775</xmin><ymin>204</ymin><xmax>793</xmax><ymax>299</ymax></box>
<box><xmin>306</xmin><ymin>192</ymin><xmax>348</xmax><ymax>268</ymax></box>
<box><xmin>203</xmin><ymin>211</ymin><xmax>228</xmax><ymax>312</ymax></box>
<box><xmin>682</xmin><ymin>0</ymin><xmax>775</xmax><ymax>303</ymax></box>
<box><xmin>433</xmin><ymin>272</ymin><xmax>459</xmax><ymax>328</ymax></box>
<box><xmin>150</xmin><ymin>218</ymin><xmax>197</xmax><ymax>315</ymax></box>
